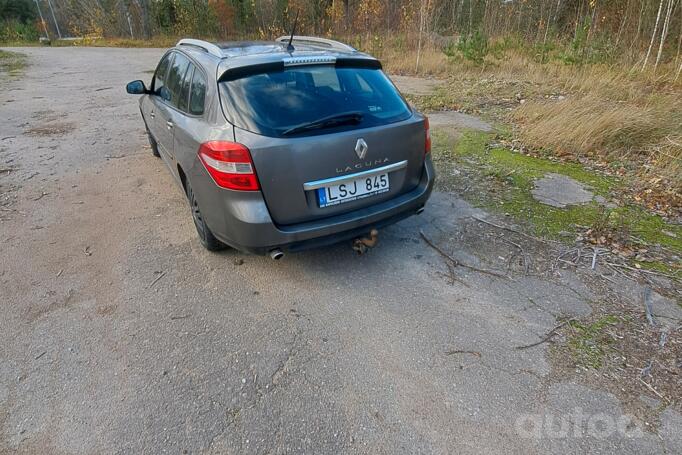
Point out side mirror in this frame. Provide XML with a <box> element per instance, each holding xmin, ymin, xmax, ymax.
<box><xmin>126</xmin><ymin>80</ymin><xmax>147</xmax><ymax>94</ymax></box>
<box><xmin>158</xmin><ymin>86</ymin><xmax>171</xmax><ymax>102</ymax></box>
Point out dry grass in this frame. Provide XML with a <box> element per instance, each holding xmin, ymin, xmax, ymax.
<box><xmin>381</xmin><ymin>45</ymin><xmax>450</xmax><ymax>76</ymax></box>
<box><xmin>514</xmin><ymin>97</ymin><xmax>674</xmax><ymax>159</ymax></box>
<box><xmin>509</xmin><ymin>63</ymin><xmax>682</xmax><ymax>203</ymax></box>
<box><xmin>378</xmin><ymin>42</ymin><xmax>682</xmax><ymax>210</ymax></box>
<box><xmin>514</xmin><ymin>97</ymin><xmax>681</xmax><ymax>195</ymax></box>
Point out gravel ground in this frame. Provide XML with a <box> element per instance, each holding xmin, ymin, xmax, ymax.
<box><xmin>0</xmin><ymin>47</ymin><xmax>680</xmax><ymax>454</ymax></box>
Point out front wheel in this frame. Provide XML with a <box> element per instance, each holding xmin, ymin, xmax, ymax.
<box><xmin>186</xmin><ymin>181</ymin><xmax>226</xmax><ymax>251</ymax></box>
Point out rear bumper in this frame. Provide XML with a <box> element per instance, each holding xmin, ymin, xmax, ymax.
<box><xmin>194</xmin><ymin>156</ymin><xmax>435</xmax><ymax>254</ymax></box>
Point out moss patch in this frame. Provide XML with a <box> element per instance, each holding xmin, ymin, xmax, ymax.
<box><xmin>566</xmin><ymin>315</ymin><xmax>624</xmax><ymax>369</ymax></box>
<box><xmin>432</xmin><ymin>128</ymin><xmax>682</xmax><ymax>262</ymax></box>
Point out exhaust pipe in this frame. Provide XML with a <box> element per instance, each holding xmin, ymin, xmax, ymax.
<box><xmin>269</xmin><ymin>249</ymin><xmax>284</xmax><ymax>260</ymax></box>
<box><xmin>416</xmin><ymin>206</ymin><xmax>425</xmax><ymax>215</ymax></box>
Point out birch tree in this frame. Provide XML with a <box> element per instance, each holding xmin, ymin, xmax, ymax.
<box><xmin>654</xmin><ymin>0</ymin><xmax>678</xmax><ymax>71</ymax></box>
<box><xmin>643</xmin><ymin>0</ymin><xmax>665</xmax><ymax>70</ymax></box>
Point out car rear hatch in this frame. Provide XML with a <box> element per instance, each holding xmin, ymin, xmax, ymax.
<box><xmin>234</xmin><ymin>118</ymin><xmax>425</xmax><ymax>225</ymax></box>
<box><xmin>219</xmin><ymin>55</ymin><xmax>428</xmax><ymax>225</ymax></box>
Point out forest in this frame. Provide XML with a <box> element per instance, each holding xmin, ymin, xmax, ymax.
<box><xmin>1</xmin><ymin>1</ymin><xmax>681</xmax><ymax>74</ymax></box>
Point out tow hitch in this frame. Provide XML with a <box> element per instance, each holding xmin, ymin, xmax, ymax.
<box><xmin>352</xmin><ymin>229</ymin><xmax>379</xmax><ymax>255</ymax></box>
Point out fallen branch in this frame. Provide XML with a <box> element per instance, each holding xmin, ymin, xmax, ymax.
<box><xmin>419</xmin><ymin>230</ymin><xmax>507</xmax><ymax>279</ymax></box>
<box><xmin>605</xmin><ymin>261</ymin><xmax>680</xmax><ymax>281</ymax></box>
<box><xmin>515</xmin><ymin>319</ymin><xmax>576</xmax><ymax>350</ymax></box>
<box><xmin>557</xmin><ymin>258</ymin><xmax>579</xmax><ymax>267</ymax></box>
<box><xmin>640</xmin><ymin>359</ymin><xmax>653</xmax><ymax>377</ymax></box>
<box><xmin>659</xmin><ymin>331</ymin><xmax>668</xmax><ymax>348</ymax></box>
<box><xmin>591</xmin><ymin>249</ymin><xmax>598</xmax><ymax>270</ymax></box>
<box><xmin>599</xmin><ymin>273</ymin><xmax>617</xmax><ymax>284</ymax></box>
<box><xmin>643</xmin><ymin>286</ymin><xmax>656</xmax><ymax>327</ymax></box>
<box><xmin>554</xmin><ymin>247</ymin><xmax>578</xmax><ymax>271</ymax></box>
<box><xmin>445</xmin><ymin>349</ymin><xmax>482</xmax><ymax>357</ymax></box>
<box><xmin>499</xmin><ymin>236</ymin><xmax>530</xmax><ymax>275</ymax></box>
<box><xmin>148</xmin><ymin>271</ymin><xmax>166</xmax><ymax>289</ymax></box>
<box><xmin>437</xmin><ymin>261</ymin><xmax>469</xmax><ymax>287</ymax></box>
<box><xmin>471</xmin><ymin>215</ymin><xmax>554</xmax><ymax>244</ymax></box>
<box><xmin>639</xmin><ymin>377</ymin><xmax>669</xmax><ymax>403</ymax></box>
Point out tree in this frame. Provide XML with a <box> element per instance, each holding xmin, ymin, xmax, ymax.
<box><xmin>643</xmin><ymin>0</ymin><xmax>664</xmax><ymax>70</ymax></box>
<box><xmin>654</xmin><ymin>0</ymin><xmax>678</xmax><ymax>71</ymax></box>
<box><xmin>0</xmin><ymin>0</ymin><xmax>37</xmax><ymax>23</ymax></box>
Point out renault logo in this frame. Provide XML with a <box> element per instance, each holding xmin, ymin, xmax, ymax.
<box><xmin>355</xmin><ymin>138</ymin><xmax>368</xmax><ymax>159</ymax></box>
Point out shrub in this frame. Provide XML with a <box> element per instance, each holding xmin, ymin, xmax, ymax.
<box><xmin>152</xmin><ymin>0</ymin><xmax>218</xmax><ymax>37</ymax></box>
<box><xmin>456</xmin><ymin>30</ymin><xmax>488</xmax><ymax>64</ymax></box>
<box><xmin>0</xmin><ymin>19</ymin><xmax>38</xmax><ymax>42</ymax></box>
<box><xmin>0</xmin><ymin>0</ymin><xmax>38</xmax><ymax>43</ymax></box>
<box><xmin>442</xmin><ymin>40</ymin><xmax>457</xmax><ymax>57</ymax></box>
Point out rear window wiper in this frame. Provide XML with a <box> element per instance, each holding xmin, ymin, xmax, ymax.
<box><xmin>281</xmin><ymin>112</ymin><xmax>364</xmax><ymax>136</ymax></box>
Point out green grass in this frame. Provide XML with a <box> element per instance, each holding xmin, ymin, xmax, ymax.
<box><xmin>0</xmin><ymin>50</ymin><xmax>26</xmax><ymax>76</ymax></box>
<box><xmin>431</xmin><ymin>128</ymin><xmax>682</xmax><ymax>267</ymax></box>
<box><xmin>433</xmin><ymin>129</ymin><xmax>615</xmax><ymax>239</ymax></box>
<box><xmin>566</xmin><ymin>315</ymin><xmax>623</xmax><ymax>369</ymax></box>
<box><xmin>405</xmin><ymin>86</ymin><xmax>462</xmax><ymax>112</ymax></box>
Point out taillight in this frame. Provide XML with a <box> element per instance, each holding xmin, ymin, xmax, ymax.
<box><xmin>198</xmin><ymin>141</ymin><xmax>260</xmax><ymax>191</ymax></box>
<box><xmin>424</xmin><ymin>117</ymin><xmax>431</xmax><ymax>155</ymax></box>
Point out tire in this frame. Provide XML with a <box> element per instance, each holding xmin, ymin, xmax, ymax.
<box><xmin>186</xmin><ymin>181</ymin><xmax>226</xmax><ymax>251</ymax></box>
<box><xmin>146</xmin><ymin>127</ymin><xmax>161</xmax><ymax>157</ymax></box>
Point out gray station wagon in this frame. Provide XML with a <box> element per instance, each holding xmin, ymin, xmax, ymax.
<box><xmin>126</xmin><ymin>36</ymin><xmax>434</xmax><ymax>258</ymax></box>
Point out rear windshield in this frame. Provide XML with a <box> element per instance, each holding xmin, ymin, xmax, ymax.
<box><xmin>219</xmin><ymin>66</ymin><xmax>412</xmax><ymax>137</ymax></box>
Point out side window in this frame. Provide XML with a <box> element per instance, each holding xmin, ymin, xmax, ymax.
<box><xmin>165</xmin><ymin>53</ymin><xmax>190</xmax><ymax>108</ymax></box>
<box><xmin>178</xmin><ymin>65</ymin><xmax>193</xmax><ymax>113</ymax></box>
<box><xmin>153</xmin><ymin>53</ymin><xmax>173</xmax><ymax>93</ymax></box>
<box><xmin>189</xmin><ymin>68</ymin><xmax>207</xmax><ymax>115</ymax></box>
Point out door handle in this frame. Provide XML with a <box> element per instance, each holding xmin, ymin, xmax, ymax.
<box><xmin>166</xmin><ymin>121</ymin><xmax>173</xmax><ymax>129</ymax></box>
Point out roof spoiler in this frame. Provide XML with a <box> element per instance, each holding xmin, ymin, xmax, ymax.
<box><xmin>218</xmin><ymin>57</ymin><xmax>382</xmax><ymax>83</ymax></box>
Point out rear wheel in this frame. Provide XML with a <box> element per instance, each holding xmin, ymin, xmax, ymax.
<box><xmin>186</xmin><ymin>181</ymin><xmax>225</xmax><ymax>251</ymax></box>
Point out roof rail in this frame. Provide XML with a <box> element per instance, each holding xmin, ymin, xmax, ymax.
<box><xmin>275</xmin><ymin>35</ymin><xmax>355</xmax><ymax>53</ymax></box>
<box><xmin>177</xmin><ymin>39</ymin><xmax>223</xmax><ymax>58</ymax></box>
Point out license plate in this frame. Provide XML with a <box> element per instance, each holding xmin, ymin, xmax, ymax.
<box><xmin>316</xmin><ymin>173</ymin><xmax>389</xmax><ymax>208</ymax></box>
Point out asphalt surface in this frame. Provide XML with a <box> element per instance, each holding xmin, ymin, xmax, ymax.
<box><xmin>1</xmin><ymin>47</ymin><xmax>680</xmax><ymax>454</ymax></box>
